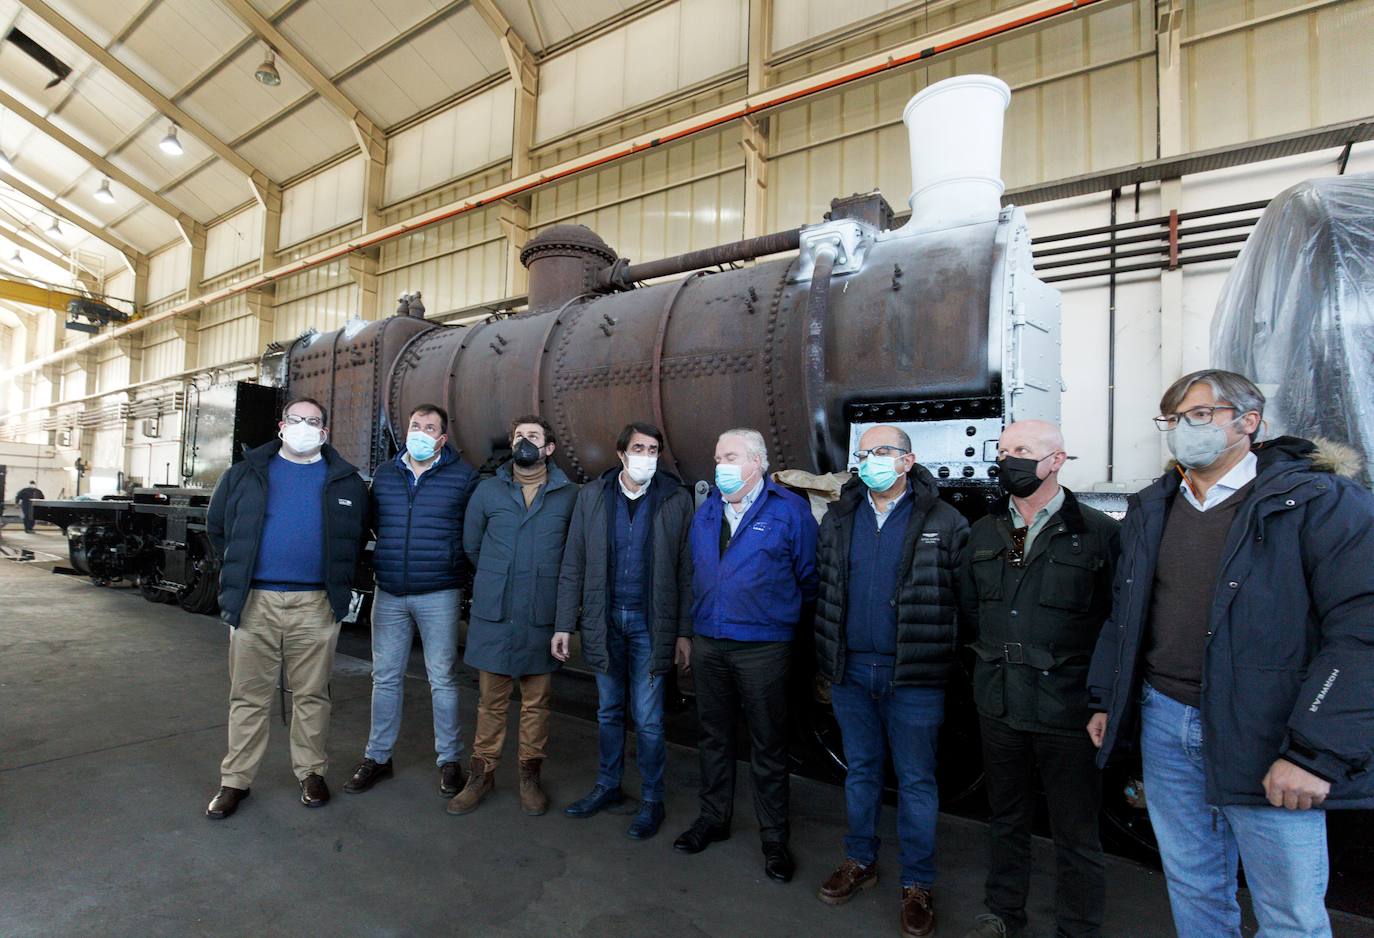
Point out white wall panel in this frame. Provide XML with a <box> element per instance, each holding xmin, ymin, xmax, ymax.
<box><xmin>535</xmin><ymin>0</ymin><xmax>748</xmax><ymax>143</ymax></box>
<box><xmin>204</xmin><ymin>204</ymin><xmax>264</xmax><ymax>279</ymax></box>
<box><xmin>140</xmin><ymin>320</ymin><xmax>185</xmax><ymax>382</ymax></box>
<box><xmin>147</xmin><ymin>242</ymin><xmax>190</xmax><ymax>302</ymax></box>
<box><xmin>196</xmin><ymin>294</ymin><xmax>256</xmax><ymax>368</ymax></box>
<box><xmin>378</xmin><ymin>206</ymin><xmax>506</xmax><ymax>314</ymax></box>
<box><xmin>104</xmin><ymin>268</ymin><xmax>134</xmax><ymax>315</ymax></box>
<box><xmin>273</xmin><ymin>284</ymin><xmax>360</xmax><ymax>343</ymax></box>
<box><xmin>386</xmin><ymin>83</ymin><xmax>516</xmax><ymax>204</ymax></box>
<box><xmin>278</xmin><ymin>157</ymin><xmax>365</xmax><ymax>248</ymax></box>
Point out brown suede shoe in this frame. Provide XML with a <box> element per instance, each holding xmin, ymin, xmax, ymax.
<box><xmin>446</xmin><ymin>756</ymin><xmax>494</xmax><ymax>816</ymax></box>
<box><xmin>818</xmin><ymin>858</ymin><xmax>877</xmax><ymax>906</ymax></box>
<box><xmin>518</xmin><ymin>758</ymin><xmax>548</xmax><ymax>816</ymax></box>
<box><xmin>205</xmin><ymin>786</ymin><xmax>249</xmax><ymax>820</ymax></box>
<box><xmin>901</xmin><ymin>886</ymin><xmax>935</xmax><ymax>937</ymax></box>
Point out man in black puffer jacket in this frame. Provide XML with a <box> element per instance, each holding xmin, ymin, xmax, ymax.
<box><xmin>204</xmin><ymin>397</ymin><xmax>369</xmax><ymax>820</ymax></box>
<box><xmin>812</xmin><ymin>424</ymin><xmax>969</xmax><ymax>938</ymax></box>
<box><xmin>343</xmin><ymin>404</ymin><xmax>478</xmax><ymax>801</ymax></box>
<box><xmin>552</xmin><ymin>422</ymin><xmax>693</xmax><ymax>840</ymax></box>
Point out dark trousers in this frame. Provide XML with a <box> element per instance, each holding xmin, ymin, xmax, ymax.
<box><xmin>980</xmin><ymin>715</ymin><xmax>1106</xmax><ymax>938</ymax></box>
<box><xmin>692</xmin><ymin>634</ymin><xmax>791</xmax><ymax>845</ymax></box>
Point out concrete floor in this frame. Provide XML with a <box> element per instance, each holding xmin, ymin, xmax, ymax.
<box><xmin>2</xmin><ymin>529</ymin><xmax>1371</xmax><ymax>938</ymax></box>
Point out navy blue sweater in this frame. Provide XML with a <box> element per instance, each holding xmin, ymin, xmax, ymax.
<box><xmin>370</xmin><ymin>446</ymin><xmax>479</xmax><ymax>596</ymax></box>
<box><xmin>610</xmin><ymin>490</ymin><xmax>650</xmax><ymax>610</ymax></box>
<box><xmin>251</xmin><ymin>455</ymin><xmax>327</xmax><ymax>589</ymax></box>
<box><xmin>845</xmin><ymin>495</ymin><xmax>913</xmax><ymax>665</ymax></box>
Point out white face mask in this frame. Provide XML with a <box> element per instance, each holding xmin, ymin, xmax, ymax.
<box><xmin>281</xmin><ymin>422</ymin><xmax>323</xmax><ymax>456</ymax></box>
<box><xmin>624</xmin><ymin>453</ymin><xmax>657</xmax><ymax>485</ymax></box>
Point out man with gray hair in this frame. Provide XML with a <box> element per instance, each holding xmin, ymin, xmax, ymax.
<box><xmin>1088</xmin><ymin>369</ymin><xmax>1374</xmax><ymax>938</ymax></box>
<box><xmin>673</xmin><ymin>428</ymin><xmax>818</xmax><ymax>885</ymax></box>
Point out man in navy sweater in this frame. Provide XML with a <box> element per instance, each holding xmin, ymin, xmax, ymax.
<box><xmin>813</xmin><ymin>425</ymin><xmax>969</xmax><ymax>937</ymax></box>
<box><xmin>205</xmin><ymin>397</ymin><xmax>368</xmax><ymax>819</ymax></box>
<box><xmin>344</xmin><ymin>404</ymin><xmax>478</xmax><ymax>800</ymax></box>
<box><xmin>672</xmin><ymin>428</ymin><xmax>818</xmax><ymax>884</ymax></box>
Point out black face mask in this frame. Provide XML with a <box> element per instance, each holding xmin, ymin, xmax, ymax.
<box><xmin>997</xmin><ymin>455</ymin><xmax>1045</xmax><ymax>498</ymax></box>
<box><xmin>512</xmin><ymin>438</ymin><xmax>544</xmax><ymax>467</ymax></box>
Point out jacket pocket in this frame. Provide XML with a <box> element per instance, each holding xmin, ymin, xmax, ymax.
<box><xmin>1035</xmin><ymin>656</ymin><xmax>1092</xmax><ymax>729</ymax></box>
<box><xmin>1039</xmin><ymin>552</ymin><xmax>1101</xmax><ymax>612</ymax></box>
<box><xmin>533</xmin><ymin>561</ymin><xmax>561</xmax><ymax>626</ymax></box>
<box><xmin>971</xmin><ymin>642</ymin><xmax>1006</xmax><ymax>718</ymax></box>
<box><xmin>471</xmin><ymin>558</ymin><xmax>510</xmax><ymax>622</ymax></box>
<box><xmin>970</xmin><ymin>548</ymin><xmax>1004</xmax><ymax>601</ymax></box>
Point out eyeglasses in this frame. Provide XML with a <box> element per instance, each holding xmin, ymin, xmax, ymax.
<box><xmin>1153</xmin><ymin>405</ymin><xmax>1238</xmax><ymax>431</ymax></box>
<box><xmin>852</xmin><ymin>446</ymin><xmax>910</xmax><ymax>460</ymax></box>
<box><xmin>284</xmin><ymin>414</ymin><xmax>324</xmax><ymax>429</ymax></box>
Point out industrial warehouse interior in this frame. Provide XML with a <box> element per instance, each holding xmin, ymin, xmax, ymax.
<box><xmin>2</xmin><ymin>1</ymin><xmax>1373</xmax><ymax>936</ymax></box>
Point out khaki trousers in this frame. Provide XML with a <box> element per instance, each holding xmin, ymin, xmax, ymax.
<box><xmin>473</xmin><ymin>671</ymin><xmax>552</xmax><ymax>767</ymax></box>
<box><xmin>220</xmin><ymin>589</ymin><xmax>340</xmax><ymax>788</ymax></box>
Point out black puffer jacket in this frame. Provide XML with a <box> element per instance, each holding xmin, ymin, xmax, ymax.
<box><xmin>814</xmin><ymin>466</ymin><xmax>970</xmax><ymax>686</ymax></box>
<box><xmin>554</xmin><ymin>468</ymin><xmax>694</xmax><ymax>675</ymax></box>
<box><xmin>206</xmin><ymin>440</ymin><xmax>369</xmax><ymax>627</ymax></box>
<box><xmin>1088</xmin><ymin>437</ymin><xmax>1374</xmax><ymax>808</ymax></box>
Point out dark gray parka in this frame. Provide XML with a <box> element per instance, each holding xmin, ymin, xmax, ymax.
<box><xmin>462</xmin><ymin>460</ymin><xmax>578</xmax><ymax>677</ymax></box>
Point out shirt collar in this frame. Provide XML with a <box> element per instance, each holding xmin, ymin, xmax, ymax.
<box><xmin>1011</xmin><ymin>485</ymin><xmax>1064</xmax><ymax>529</ymax></box>
<box><xmin>723</xmin><ymin>475</ymin><xmax>765</xmax><ymax>514</ymax></box>
<box><xmin>619</xmin><ymin>472</ymin><xmax>648</xmax><ymax>500</ymax></box>
<box><xmin>866</xmin><ymin>484</ymin><xmax>906</xmax><ymax>516</ymax></box>
<box><xmin>1179</xmin><ymin>450</ymin><xmax>1257</xmax><ymax>506</ymax></box>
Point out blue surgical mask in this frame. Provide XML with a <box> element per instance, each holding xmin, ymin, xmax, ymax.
<box><xmin>406</xmin><ymin>431</ymin><xmax>438</xmax><ymax>462</ymax></box>
<box><xmin>858</xmin><ymin>455</ymin><xmax>900</xmax><ymax>492</ymax></box>
<box><xmin>715</xmin><ymin>464</ymin><xmax>746</xmax><ymax>495</ymax></box>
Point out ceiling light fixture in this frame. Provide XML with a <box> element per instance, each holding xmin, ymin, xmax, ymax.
<box><xmin>254</xmin><ymin>49</ymin><xmax>281</xmax><ymax>87</ymax></box>
<box><xmin>94</xmin><ymin>177</ymin><xmax>115</xmax><ymax>204</ymax></box>
<box><xmin>158</xmin><ymin>124</ymin><xmax>183</xmax><ymax>156</ymax></box>
<box><xmin>0</xmin><ymin>150</ymin><xmax>11</xmax><ymax>172</ymax></box>
<box><xmin>48</xmin><ymin>215</ymin><xmax>63</xmax><ymax>238</ymax></box>
<box><xmin>10</xmin><ymin>248</ymin><xmax>21</xmax><ymax>264</ymax></box>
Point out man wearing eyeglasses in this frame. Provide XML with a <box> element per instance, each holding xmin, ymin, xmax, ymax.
<box><xmin>955</xmin><ymin>420</ymin><xmax>1119</xmax><ymax>938</ymax></box>
<box><xmin>204</xmin><ymin>397</ymin><xmax>369</xmax><ymax>819</ymax></box>
<box><xmin>812</xmin><ymin>425</ymin><xmax>969</xmax><ymax>937</ymax></box>
<box><xmin>551</xmin><ymin>422</ymin><xmax>694</xmax><ymax>840</ymax></box>
<box><xmin>1087</xmin><ymin>369</ymin><xmax>1374</xmax><ymax>938</ymax></box>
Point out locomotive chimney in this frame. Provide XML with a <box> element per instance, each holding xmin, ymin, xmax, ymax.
<box><xmin>519</xmin><ymin>224</ymin><xmax>618</xmax><ymax>311</ymax></box>
<box><xmin>898</xmin><ymin>74</ymin><xmax>1011</xmax><ymax>234</ymax></box>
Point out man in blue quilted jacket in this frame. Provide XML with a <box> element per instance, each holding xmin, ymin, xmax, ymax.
<box><xmin>344</xmin><ymin>403</ymin><xmax>478</xmax><ymax>800</ymax></box>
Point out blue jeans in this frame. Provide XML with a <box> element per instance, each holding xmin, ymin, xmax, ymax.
<box><xmin>365</xmin><ymin>588</ymin><xmax>462</xmax><ymax>766</ymax></box>
<box><xmin>1139</xmin><ymin>682</ymin><xmax>1331</xmax><ymax>938</ymax></box>
<box><xmin>830</xmin><ymin>658</ymin><xmax>945</xmax><ymax>887</ymax></box>
<box><xmin>593</xmin><ymin>608</ymin><xmax>666</xmax><ymax>802</ymax></box>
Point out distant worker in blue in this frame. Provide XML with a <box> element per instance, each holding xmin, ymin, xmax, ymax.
<box><xmin>553</xmin><ymin>422</ymin><xmax>694</xmax><ymax>840</ymax></box>
<box><xmin>343</xmin><ymin>404</ymin><xmax>478</xmax><ymax>801</ymax></box>
<box><xmin>673</xmin><ymin>427</ymin><xmax>818</xmax><ymax>885</ymax></box>
<box><xmin>15</xmin><ymin>480</ymin><xmax>44</xmax><ymax>533</ymax></box>
<box><xmin>204</xmin><ymin>396</ymin><xmax>369</xmax><ymax>819</ymax></box>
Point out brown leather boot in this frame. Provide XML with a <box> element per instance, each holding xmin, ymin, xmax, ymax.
<box><xmin>518</xmin><ymin>758</ymin><xmax>548</xmax><ymax>816</ymax></box>
<box><xmin>446</xmin><ymin>756</ymin><xmax>494</xmax><ymax>816</ymax></box>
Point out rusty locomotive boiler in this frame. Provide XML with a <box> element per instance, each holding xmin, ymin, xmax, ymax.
<box><xmin>290</xmin><ymin>75</ymin><xmax>1061</xmax><ymax>499</ymax></box>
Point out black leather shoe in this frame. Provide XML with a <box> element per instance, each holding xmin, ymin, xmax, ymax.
<box><xmin>205</xmin><ymin>786</ymin><xmax>249</xmax><ymax>820</ymax></box>
<box><xmin>626</xmin><ymin>800</ymin><xmax>665</xmax><ymax>840</ymax></box>
<box><xmin>763</xmin><ymin>843</ymin><xmax>795</xmax><ymax>883</ymax></box>
<box><xmin>563</xmin><ymin>784</ymin><xmax>626</xmax><ymax>819</ymax></box>
<box><xmin>439</xmin><ymin>761</ymin><xmax>463</xmax><ymax>797</ymax></box>
<box><xmin>299</xmin><ymin>773</ymin><xmax>330</xmax><ymax>807</ymax></box>
<box><xmin>343</xmin><ymin>758</ymin><xmax>393</xmax><ymax>794</ymax></box>
<box><xmin>673</xmin><ymin>817</ymin><xmax>730</xmax><ymax>854</ymax></box>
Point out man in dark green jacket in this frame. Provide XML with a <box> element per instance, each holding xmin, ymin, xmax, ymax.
<box><xmin>956</xmin><ymin>420</ymin><xmax>1119</xmax><ymax>938</ymax></box>
<box><xmin>552</xmin><ymin>422</ymin><xmax>693</xmax><ymax>840</ymax></box>
<box><xmin>449</xmin><ymin>414</ymin><xmax>577</xmax><ymax>819</ymax></box>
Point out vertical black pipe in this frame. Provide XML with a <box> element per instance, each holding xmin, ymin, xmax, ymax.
<box><xmin>1107</xmin><ymin>187</ymin><xmax>1119</xmax><ymax>483</ymax></box>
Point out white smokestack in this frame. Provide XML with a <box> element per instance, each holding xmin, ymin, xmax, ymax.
<box><xmin>899</xmin><ymin>75</ymin><xmax>1011</xmax><ymax>233</ymax></box>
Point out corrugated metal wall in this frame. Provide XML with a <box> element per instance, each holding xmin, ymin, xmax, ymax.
<box><xmin>279</xmin><ymin>157</ymin><xmax>365</xmax><ymax>248</ymax></box>
<box><xmin>204</xmin><ymin>204</ymin><xmax>265</xmax><ymax>279</ymax></box>
<box><xmin>274</xmin><ymin>259</ymin><xmax>361</xmax><ymax>343</ymax></box>
<box><xmin>385</xmin><ymin>83</ymin><xmax>516</xmax><ymax>205</ymax></box>
<box><xmin>378</xmin><ymin>205</ymin><xmax>506</xmax><ymax>317</ymax></box>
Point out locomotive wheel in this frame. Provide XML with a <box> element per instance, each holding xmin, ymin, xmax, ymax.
<box><xmin>139</xmin><ymin>577</ymin><xmax>177</xmax><ymax>604</ymax></box>
<box><xmin>178</xmin><ymin>532</ymin><xmax>220</xmax><ymax>616</ymax></box>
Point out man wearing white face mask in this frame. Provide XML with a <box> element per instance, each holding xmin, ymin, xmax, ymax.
<box><xmin>1088</xmin><ymin>370</ymin><xmax>1374</xmax><ymax>938</ymax></box>
<box><xmin>205</xmin><ymin>397</ymin><xmax>368</xmax><ymax>819</ymax></box>
<box><xmin>674</xmin><ymin>428</ymin><xmax>818</xmax><ymax>884</ymax></box>
<box><xmin>552</xmin><ymin>422</ymin><xmax>694</xmax><ymax>839</ymax></box>
<box><xmin>813</xmin><ymin>425</ymin><xmax>969</xmax><ymax>937</ymax></box>
<box><xmin>344</xmin><ymin>404</ymin><xmax>478</xmax><ymax>800</ymax></box>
